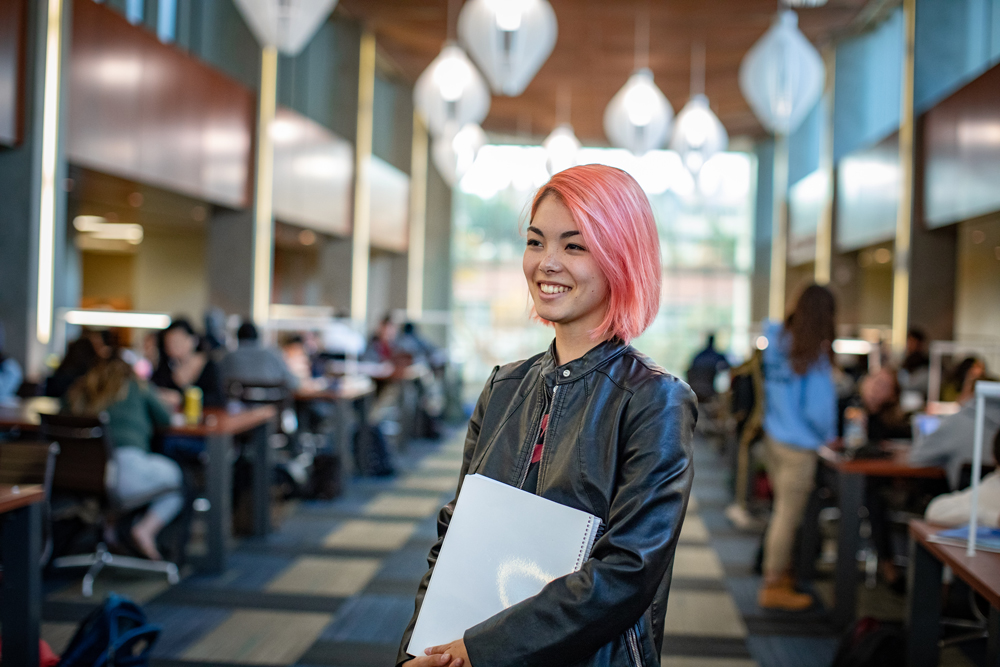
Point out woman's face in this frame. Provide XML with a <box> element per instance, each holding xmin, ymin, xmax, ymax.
<box><xmin>523</xmin><ymin>196</ymin><xmax>609</xmax><ymax>335</ymax></box>
<box><xmin>164</xmin><ymin>328</ymin><xmax>195</xmax><ymax>361</ymax></box>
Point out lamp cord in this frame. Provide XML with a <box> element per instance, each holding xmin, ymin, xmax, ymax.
<box><xmin>690</xmin><ymin>41</ymin><xmax>706</xmax><ymax>98</ymax></box>
<box><xmin>447</xmin><ymin>0</ymin><xmax>460</xmax><ymax>41</ymax></box>
<box><xmin>634</xmin><ymin>2</ymin><xmax>650</xmax><ymax>71</ymax></box>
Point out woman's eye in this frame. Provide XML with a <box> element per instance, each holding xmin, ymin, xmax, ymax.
<box><xmin>527</xmin><ymin>239</ymin><xmax>541</xmax><ymax>247</ymax></box>
<box><xmin>566</xmin><ymin>243</ymin><xmax>585</xmax><ymax>251</ymax></box>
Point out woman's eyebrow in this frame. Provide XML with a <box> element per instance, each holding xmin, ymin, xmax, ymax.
<box><xmin>526</xmin><ymin>226</ymin><xmax>580</xmax><ymax>239</ymax></box>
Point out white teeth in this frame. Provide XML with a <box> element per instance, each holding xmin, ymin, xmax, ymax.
<box><xmin>540</xmin><ymin>284</ymin><xmax>570</xmax><ymax>294</ymax></box>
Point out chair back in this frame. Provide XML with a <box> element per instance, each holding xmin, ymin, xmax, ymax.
<box><xmin>0</xmin><ymin>440</ymin><xmax>60</xmax><ymax>490</ymax></box>
<box><xmin>38</xmin><ymin>413</ymin><xmax>114</xmax><ymax>498</ymax></box>
<box><xmin>226</xmin><ymin>380</ymin><xmax>289</xmax><ymax>406</ymax></box>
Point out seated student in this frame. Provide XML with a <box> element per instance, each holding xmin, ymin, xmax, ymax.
<box><xmin>860</xmin><ymin>367</ymin><xmax>912</xmax><ymax>441</ymax></box>
<box><xmin>925</xmin><ymin>431</ymin><xmax>1000</xmax><ymax>528</ymax></box>
<box><xmin>898</xmin><ymin>327</ymin><xmax>930</xmax><ymax>401</ymax></box>
<box><xmin>65</xmin><ymin>357</ymin><xmax>181</xmax><ymax>560</ymax></box>
<box><xmin>152</xmin><ymin>319</ymin><xmax>225</xmax><ymax>408</ymax></box>
<box><xmin>45</xmin><ymin>330</ymin><xmax>111</xmax><ymax>398</ymax></box>
<box><xmin>221</xmin><ymin>322</ymin><xmax>299</xmax><ymax>392</ymax></box>
<box><xmin>910</xmin><ymin>369</ymin><xmax>1000</xmax><ymax>489</ymax></box>
<box><xmin>0</xmin><ymin>322</ymin><xmax>23</xmax><ymax>402</ymax></box>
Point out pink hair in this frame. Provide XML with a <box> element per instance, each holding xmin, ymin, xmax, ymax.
<box><xmin>529</xmin><ymin>164</ymin><xmax>661</xmax><ymax>344</ymax></box>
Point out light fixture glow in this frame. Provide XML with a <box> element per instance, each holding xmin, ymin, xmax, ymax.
<box><xmin>739</xmin><ymin>11</ymin><xmax>825</xmax><ymax>135</ymax></box>
<box><xmin>832</xmin><ymin>338</ymin><xmax>872</xmax><ymax>355</ymax></box>
<box><xmin>73</xmin><ymin>216</ymin><xmax>144</xmax><ymax>244</ymax></box>
<box><xmin>64</xmin><ymin>310</ymin><xmax>171</xmax><ymax>329</ymax></box>
<box><xmin>756</xmin><ymin>335</ymin><xmax>770</xmax><ymax>350</ymax></box>
<box><xmin>414</xmin><ymin>44</ymin><xmax>491</xmax><ymax>136</ymax></box>
<box><xmin>432</xmin><ymin>122</ymin><xmax>487</xmax><ymax>186</ymax></box>
<box><xmin>36</xmin><ymin>0</ymin><xmax>65</xmax><ymax>346</ymax></box>
<box><xmin>232</xmin><ymin>0</ymin><xmax>340</xmax><ymax>56</ymax></box>
<box><xmin>603</xmin><ymin>68</ymin><xmax>673</xmax><ymax>156</ymax></box>
<box><xmin>543</xmin><ymin>124</ymin><xmax>581</xmax><ymax>176</ymax></box>
<box><xmin>670</xmin><ymin>94</ymin><xmax>729</xmax><ymax>174</ymax></box>
<box><xmin>459</xmin><ymin>0</ymin><xmax>557</xmax><ymax>97</ymax></box>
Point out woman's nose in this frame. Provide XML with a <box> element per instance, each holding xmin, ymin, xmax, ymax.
<box><xmin>540</xmin><ymin>249</ymin><xmax>561</xmax><ymax>272</ymax></box>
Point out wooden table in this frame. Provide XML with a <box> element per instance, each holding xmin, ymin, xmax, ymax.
<box><xmin>0</xmin><ymin>398</ymin><xmax>276</xmax><ymax>573</ymax></box>
<box><xmin>295</xmin><ymin>382</ymin><xmax>376</xmax><ymax>489</ymax></box>
<box><xmin>818</xmin><ymin>443</ymin><xmax>947</xmax><ymax>627</ymax></box>
<box><xmin>907</xmin><ymin>520</ymin><xmax>1000</xmax><ymax>667</ymax></box>
<box><xmin>0</xmin><ymin>484</ymin><xmax>45</xmax><ymax>667</ymax></box>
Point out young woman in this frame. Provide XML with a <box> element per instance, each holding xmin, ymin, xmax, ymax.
<box><xmin>397</xmin><ymin>165</ymin><xmax>696</xmax><ymax>667</ymax></box>
<box><xmin>152</xmin><ymin>319</ymin><xmax>225</xmax><ymax>407</ymax></box>
<box><xmin>757</xmin><ymin>284</ymin><xmax>837</xmax><ymax>611</ymax></box>
<box><xmin>66</xmin><ymin>357</ymin><xmax>182</xmax><ymax>560</ymax></box>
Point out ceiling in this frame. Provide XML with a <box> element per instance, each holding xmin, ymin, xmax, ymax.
<box><xmin>337</xmin><ymin>0</ymin><xmax>882</xmax><ymax>144</ymax></box>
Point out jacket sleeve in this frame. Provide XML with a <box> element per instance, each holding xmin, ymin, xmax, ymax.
<box><xmin>396</xmin><ymin>366</ymin><xmax>499</xmax><ymax>667</ymax></box>
<box><xmin>463</xmin><ymin>377</ymin><xmax>697</xmax><ymax>667</ymax></box>
<box><xmin>803</xmin><ymin>365</ymin><xmax>837</xmax><ymax>445</ymax></box>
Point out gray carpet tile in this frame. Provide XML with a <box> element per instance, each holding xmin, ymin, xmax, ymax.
<box><xmin>743</xmin><ymin>635</ymin><xmax>839</xmax><ymax>667</ymax></box>
<box><xmin>147</xmin><ymin>604</ymin><xmax>233</xmax><ymax>658</ymax></box>
<box><xmin>319</xmin><ymin>594</ymin><xmax>415</xmax><ymax>644</ymax></box>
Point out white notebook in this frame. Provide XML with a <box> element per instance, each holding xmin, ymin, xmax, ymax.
<box><xmin>407</xmin><ymin>473</ymin><xmax>602</xmax><ymax>655</ymax></box>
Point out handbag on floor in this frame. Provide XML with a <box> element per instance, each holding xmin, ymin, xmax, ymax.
<box><xmin>57</xmin><ymin>593</ymin><xmax>160</xmax><ymax>667</ymax></box>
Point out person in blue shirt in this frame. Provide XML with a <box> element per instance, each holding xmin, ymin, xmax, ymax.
<box><xmin>758</xmin><ymin>284</ymin><xmax>838</xmax><ymax>611</ymax></box>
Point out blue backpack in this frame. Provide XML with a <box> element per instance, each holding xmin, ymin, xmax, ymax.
<box><xmin>57</xmin><ymin>594</ymin><xmax>160</xmax><ymax>667</ymax></box>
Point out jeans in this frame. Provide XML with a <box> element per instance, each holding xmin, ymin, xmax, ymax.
<box><xmin>112</xmin><ymin>447</ymin><xmax>184</xmax><ymax>524</ymax></box>
<box><xmin>762</xmin><ymin>435</ymin><xmax>818</xmax><ymax>577</ymax></box>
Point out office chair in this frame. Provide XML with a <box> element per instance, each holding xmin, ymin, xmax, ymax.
<box><xmin>39</xmin><ymin>413</ymin><xmax>180</xmax><ymax>597</ymax></box>
<box><xmin>0</xmin><ymin>440</ymin><xmax>60</xmax><ymax>565</ymax></box>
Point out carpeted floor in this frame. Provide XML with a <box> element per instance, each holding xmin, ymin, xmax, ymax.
<box><xmin>36</xmin><ymin>427</ymin><xmax>979</xmax><ymax>666</ymax></box>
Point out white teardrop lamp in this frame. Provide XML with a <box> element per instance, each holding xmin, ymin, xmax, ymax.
<box><xmin>543</xmin><ymin>124</ymin><xmax>580</xmax><ymax>176</ymax></box>
<box><xmin>415</xmin><ymin>43</ymin><xmax>492</xmax><ymax>138</ymax></box>
<box><xmin>603</xmin><ymin>68</ymin><xmax>673</xmax><ymax>156</ymax></box>
<box><xmin>671</xmin><ymin>95</ymin><xmax>728</xmax><ymax>173</ymax></box>
<box><xmin>233</xmin><ymin>0</ymin><xmax>339</xmax><ymax>55</ymax></box>
<box><xmin>738</xmin><ymin>10</ymin><xmax>824</xmax><ymax>135</ymax></box>
<box><xmin>432</xmin><ymin>121</ymin><xmax>487</xmax><ymax>186</ymax></box>
<box><xmin>457</xmin><ymin>0</ymin><xmax>558</xmax><ymax>96</ymax></box>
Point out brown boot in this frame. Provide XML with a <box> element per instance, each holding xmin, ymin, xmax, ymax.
<box><xmin>758</xmin><ymin>579</ymin><xmax>813</xmax><ymax>611</ymax></box>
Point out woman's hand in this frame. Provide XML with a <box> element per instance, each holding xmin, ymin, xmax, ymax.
<box><xmin>401</xmin><ymin>646</ymin><xmax>466</xmax><ymax>667</ymax></box>
<box><xmin>425</xmin><ymin>639</ymin><xmax>471</xmax><ymax>667</ymax></box>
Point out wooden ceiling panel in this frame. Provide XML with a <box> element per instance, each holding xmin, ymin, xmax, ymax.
<box><xmin>339</xmin><ymin>0</ymin><xmax>872</xmax><ymax>143</ymax></box>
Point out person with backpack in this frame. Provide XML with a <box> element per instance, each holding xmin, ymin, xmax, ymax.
<box><xmin>757</xmin><ymin>284</ymin><xmax>838</xmax><ymax>611</ymax></box>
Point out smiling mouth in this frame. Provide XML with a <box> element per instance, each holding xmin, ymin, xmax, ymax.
<box><xmin>539</xmin><ymin>283</ymin><xmax>571</xmax><ymax>294</ymax></box>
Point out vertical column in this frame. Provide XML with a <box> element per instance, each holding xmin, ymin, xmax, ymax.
<box><xmin>769</xmin><ymin>133</ymin><xmax>790</xmax><ymax>321</ymax></box>
<box><xmin>407</xmin><ymin>112</ymin><xmax>428</xmax><ymax>320</ymax></box>
<box><xmin>351</xmin><ymin>29</ymin><xmax>376</xmax><ymax>326</ymax></box>
<box><xmin>892</xmin><ymin>0</ymin><xmax>917</xmax><ymax>354</ymax></box>
<box><xmin>252</xmin><ymin>45</ymin><xmax>278</xmax><ymax>326</ymax></box>
<box><xmin>815</xmin><ymin>45</ymin><xmax>837</xmax><ymax>286</ymax></box>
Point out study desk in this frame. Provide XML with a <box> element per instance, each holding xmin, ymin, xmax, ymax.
<box><xmin>295</xmin><ymin>382</ymin><xmax>376</xmax><ymax>488</ymax></box>
<box><xmin>0</xmin><ymin>398</ymin><xmax>276</xmax><ymax>573</ymax></box>
<box><xmin>907</xmin><ymin>520</ymin><xmax>1000</xmax><ymax>667</ymax></box>
<box><xmin>818</xmin><ymin>443</ymin><xmax>947</xmax><ymax>627</ymax></box>
<box><xmin>0</xmin><ymin>484</ymin><xmax>45</xmax><ymax>667</ymax></box>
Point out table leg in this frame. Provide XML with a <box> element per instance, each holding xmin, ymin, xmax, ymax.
<box><xmin>834</xmin><ymin>471</ymin><xmax>864</xmax><ymax>627</ymax></box>
<box><xmin>797</xmin><ymin>486</ymin><xmax>822</xmax><ymax>581</ymax></box>
<box><xmin>988</xmin><ymin>606</ymin><xmax>1000</xmax><ymax>667</ymax></box>
<box><xmin>336</xmin><ymin>398</ymin><xmax>355</xmax><ymax>490</ymax></box>
<box><xmin>906</xmin><ymin>539</ymin><xmax>943</xmax><ymax>667</ymax></box>
<box><xmin>1</xmin><ymin>503</ymin><xmax>41</xmax><ymax>667</ymax></box>
<box><xmin>204</xmin><ymin>433</ymin><xmax>232</xmax><ymax>573</ymax></box>
<box><xmin>250</xmin><ymin>422</ymin><xmax>272</xmax><ymax>537</ymax></box>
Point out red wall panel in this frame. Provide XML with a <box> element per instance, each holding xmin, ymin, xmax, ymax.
<box><xmin>0</xmin><ymin>0</ymin><xmax>26</xmax><ymax>146</ymax></box>
<box><xmin>67</xmin><ymin>0</ymin><xmax>255</xmax><ymax>207</ymax></box>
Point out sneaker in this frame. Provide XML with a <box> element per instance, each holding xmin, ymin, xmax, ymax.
<box><xmin>758</xmin><ymin>581</ymin><xmax>814</xmax><ymax>611</ymax></box>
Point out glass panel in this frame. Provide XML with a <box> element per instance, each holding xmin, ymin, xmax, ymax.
<box><xmin>157</xmin><ymin>0</ymin><xmax>177</xmax><ymax>43</ymax></box>
<box><xmin>125</xmin><ymin>0</ymin><xmax>143</xmax><ymax>24</ymax></box>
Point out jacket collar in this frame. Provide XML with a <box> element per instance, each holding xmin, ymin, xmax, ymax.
<box><xmin>539</xmin><ymin>337</ymin><xmax>629</xmax><ymax>385</ymax></box>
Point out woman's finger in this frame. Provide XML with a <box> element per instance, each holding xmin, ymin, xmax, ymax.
<box><xmin>425</xmin><ymin>644</ymin><xmax>449</xmax><ymax>655</ymax></box>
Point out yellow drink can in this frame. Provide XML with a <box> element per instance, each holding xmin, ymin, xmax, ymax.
<box><xmin>184</xmin><ymin>386</ymin><xmax>203</xmax><ymax>426</ymax></box>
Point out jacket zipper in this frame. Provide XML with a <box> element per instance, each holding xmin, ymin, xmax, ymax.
<box><xmin>625</xmin><ymin>623</ymin><xmax>645</xmax><ymax>667</ymax></box>
<box><xmin>516</xmin><ymin>384</ymin><xmax>557</xmax><ymax>489</ymax></box>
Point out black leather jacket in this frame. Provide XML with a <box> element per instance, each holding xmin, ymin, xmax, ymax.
<box><xmin>397</xmin><ymin>338</ymin><xmax>697</xmax><ymax>667</ymax></box>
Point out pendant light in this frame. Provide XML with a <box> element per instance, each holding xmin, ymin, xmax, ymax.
<box><xmin>457</xmin><ymin>0</ymin><xmax>558</xmax><ymax>96</ymax></box>
<box><xmin>432</xmin><ymin>121</ymin><xmax>487</xmax><ymax>186</ymax></box>
<box><xmin>670</xmin><ymin>42</ymin><xmax>728</xmax><ymax>174</ymax></box>
<box><xmin>233</xmin><ymin>0</ymin><xmax>339</xmax><ymax>55</ymax></box>
<box><xmin>738</xmin><ymin>10</ymin><xmax>824</xmax><ymax>135</ymax></box>
<box><xmin>543</xmin><ymin>86</ymin><xmax>580</xmax><ymax>175</ymax></box>
<box><xmin>603</xmin><ymin>10</ymin><xmax>673</xmax><ymax>156</ymax></box>
<box><xmin>415</xmin><ymin>43</ymin><xmax>492</xmax><ymax>138</ymax></box>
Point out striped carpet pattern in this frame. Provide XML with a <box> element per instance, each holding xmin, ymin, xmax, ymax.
<box><xmin>40</xmin><ymin>426</ymin><xmax>961</xmax><ymax>667</ymax></box>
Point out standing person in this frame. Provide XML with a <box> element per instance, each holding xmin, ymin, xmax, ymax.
<box><xmin>757</xmin><ymin>284</ymin><xmax>838</xmax><ymax>611</ymax></box>
<box><xmin>65</xmin><ymin>357</ymin><xmax>182</xmax><ymax>560</ymax></box>
<box><xmin>686</xmin><ymin>333</ymin><xmax>730</xmax><ymax>403</ymax></box>
<box><xmin>152</xmin><ymin>319</ymin><xmax>225</xmax><ymax>407</ymax></box>
<box><xmin>397</xmin><ymin>165</ymin><xmax>696</xmax><ymax>667</ymax></box>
